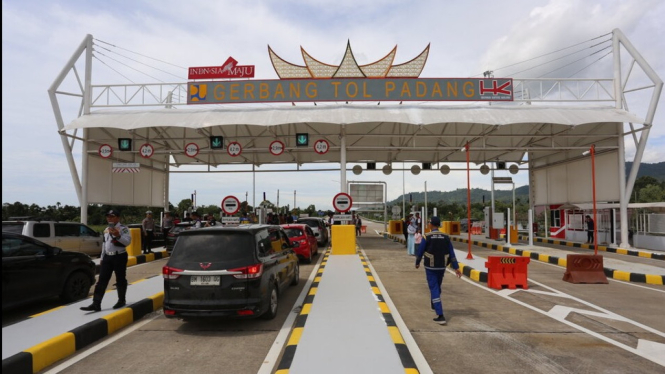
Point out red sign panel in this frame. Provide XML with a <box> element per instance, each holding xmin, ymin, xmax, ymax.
<box><xmin>188</xmin><ymin>57</ymin><xmax>255</xmax><ymax>79</ymax></box>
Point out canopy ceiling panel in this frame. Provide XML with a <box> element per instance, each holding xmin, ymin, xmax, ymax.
<box><xmin>69</xmin><ymin>104</ymin><xmax>643</xmax><ymax>168</ymax></box>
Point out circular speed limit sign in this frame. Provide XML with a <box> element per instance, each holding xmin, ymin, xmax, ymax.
<box><xmin>184</xmin><ymin>143</ymin><xmax>199</xmax><ymax>157</ymax></box>
<box><xmin>98</xmin><ymin>144</ymin><xmax>113</xmax><ymax>158</ymax></box>
<box><xmin>221</xmin><ymin>195</ymin><xmax>240</xmax><ymax>215</ymax></box>
<box><xmin>314</xmin><ymin>139</ymin><xmax>329</xmax><ymax>155</ymax></box>
<box><xmin>139</xmin><ymin>143</ymin><xmax>154</xmax><ymax>158</ymax></box>
<box><xmin>269</xmin><ymin>140</ymin><xmax>284</xmax><ymax>156</ymax></box>
<box><xmin>227</xmin><ymin>142</ymin><xmax>242</xmax><ymax>157</ymax></box>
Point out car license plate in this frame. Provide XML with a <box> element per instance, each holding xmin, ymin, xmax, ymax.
<box><xmin>190</xmin><ymin>275</ymin><xmax>220</xmax><ymax>286</ymax></box>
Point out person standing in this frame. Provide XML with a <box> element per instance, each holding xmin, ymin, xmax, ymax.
<box><xmin>402</xmin><ymin>214</ymin><xmax>411</xmax><ymax>248</ymax></box>
<box><xmin>415</xmin><ymin>216</ymin><xmax>462</xmax><ymax>325</ymax></box>
<box><xmin>191</xmin><ymin>211</ymin><xmax>203</xmax><ymax>229</ymax></box>
<box><xmin>81</xmin><ymin>209</ymin><xmax>131</xmax><ymax>312</ymax></box>
<box><xmin>585</xmin><ymin>215</ymin><xmax>594</xmax><ymax>244</ymax></box>
<box><xmin>142</xmin><ymin>210</ymin><xmax>155</xmax><ymax>254</ymax></box>
<box><xmin>407</xmin><ymin>215</ymin><xmax>418</xmax><ymax>255</ymax></box>
<box><xmin>355</xmin><ymin>214</ymin><xmax>362</xmax><ymax>237</ymax></box>
<box><xmin>162</xmin><ymin>211</ymin><xmax>174</xmax><ymax>240</ymax></box>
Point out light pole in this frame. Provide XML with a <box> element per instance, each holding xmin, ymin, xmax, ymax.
<box><xmin>462</xmin><ymin>143</ymin><xmax>473</xmax><ymax>260</ymax></box>
<box><xmin>583</xmin><ymin>145</ymin><xmax>598</xmax><ymax>255</ymax></box>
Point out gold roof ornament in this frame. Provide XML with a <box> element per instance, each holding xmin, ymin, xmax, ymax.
<box><xmin>268</xmin><ymin>42</ymin><xmax>430</xmax><ymax>79</ymax></box>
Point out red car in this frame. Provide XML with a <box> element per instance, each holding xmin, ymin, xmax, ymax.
<box><xmin>281</xmin><ymin>224</ymin><xmax>318</xmax><ymax>263</ymax></box>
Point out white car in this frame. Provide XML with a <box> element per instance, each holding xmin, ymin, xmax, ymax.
<box><xmin>2</xmin><ymin>219</ymin><xmax>102</xmax><ymax>257</ymax></box>
<box><xmin>296</xmin><ymin>217</ymin><xmax>329</xmax><ymax>246</ymax></box>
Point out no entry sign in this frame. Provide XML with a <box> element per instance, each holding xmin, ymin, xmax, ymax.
<box><xmin>332</xmin><ymin>192</ymin><xmax>353</xmax><ymax>213</ymax></box>
<box><xmin>221</xmin><ymin>195</ymin><xmax>240</xmax><ymax>215</ymax></box>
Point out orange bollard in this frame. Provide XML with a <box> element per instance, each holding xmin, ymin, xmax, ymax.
<box><xmin>485</xmin><ymin>256</ymin><xmax>530</xmax><ymax>289</ymax></box>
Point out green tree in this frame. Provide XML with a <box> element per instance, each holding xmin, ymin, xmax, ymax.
<box><xmin>638</xmin><ymin>184</ymin><xmax>664</xmax><ymax>203</ymax></box>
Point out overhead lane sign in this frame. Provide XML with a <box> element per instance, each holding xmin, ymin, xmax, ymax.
<box><xmin>188</xmin><ymin>78</ymin><xmax>513</xmax><ymax>104</ymax></box>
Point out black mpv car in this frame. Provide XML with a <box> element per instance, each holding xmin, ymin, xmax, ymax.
<box><xmin>162</xmin><ymin>224</ymin><xmax>299</xmax><ymax>320</ymax></box>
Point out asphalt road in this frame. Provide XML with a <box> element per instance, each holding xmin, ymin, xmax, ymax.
<box><xmin>18</xmin><ymin>221</ymin><xmax>665</xmax><ymax>373</ymax></box>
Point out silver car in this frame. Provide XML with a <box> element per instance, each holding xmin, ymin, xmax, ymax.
<box><xmin>296</xmin><ymin>217</ymin><xmax>329</xmax><ymax>246</ymax></box>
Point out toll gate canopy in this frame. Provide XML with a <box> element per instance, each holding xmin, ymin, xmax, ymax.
<box><xmin>50</xmin><ymin>29</ymin><xmax>662</xmax><ymax>247</ymax></box>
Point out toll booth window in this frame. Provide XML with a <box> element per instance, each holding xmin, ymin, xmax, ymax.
<box><xmin>551</xmin><ymin>210</ymin><xmax>561</xmax><ymax>227</ymax></box>
<box><xmin>33</xmin><ymin>223</ymin><xmax>50</xmax><ymax>238</ymax></box>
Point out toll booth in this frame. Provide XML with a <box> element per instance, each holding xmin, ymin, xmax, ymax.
<box><xmin>548</xmin><ymin>204</ymin><xmax>566</xmax><ymax>239</ymax></box>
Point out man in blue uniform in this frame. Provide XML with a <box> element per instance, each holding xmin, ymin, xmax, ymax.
<box><xmin>415</xmin><ymin>216</ymin><xmax>462</xmax><ymax>325</ymax></box>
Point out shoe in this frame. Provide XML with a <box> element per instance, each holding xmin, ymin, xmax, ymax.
<box><xmin>433</xmin><ymin>315</ymin><xmax>447</xmax><ymax>325</ymax></box>
<box><xmin>113</xmin><ymin>299</ymin><xmax>126</xmax><ymax>309</ymax></box>
<box><xmin>80</xmin><ymin>302</ymin><xmax>101</xmax><ymax>312</ymax></box>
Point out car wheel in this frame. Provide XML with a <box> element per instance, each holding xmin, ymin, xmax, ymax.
<box><xmin>290</xmin><ymin>262</ymin><xmax>300</xmax><ymax>286</ymax></box>
<box><xmin>60</xmin><ymin>271</ymin><xmax>92</xmax><ymax>302</ymax></box>
<box><xmin>262</xmin><ymin>283</ymin><xmax>279</xmax><ymax>320</ymax></box>
<box><xmin>305</xmin><ymin>249</ymin><xmax>313</xmax><ymax>264</ymax></box>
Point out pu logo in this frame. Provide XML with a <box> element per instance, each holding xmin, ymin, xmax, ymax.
<box><xmin>190</xmin><ymin>84</ymin><xmax>207</xmax><ymax>101</ymax></box>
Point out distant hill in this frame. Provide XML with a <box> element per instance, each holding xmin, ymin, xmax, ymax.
<box><xmin>389</xmin><ymin>186</ymin><xmax>529</xmax><ymax>205</ymax></box>
<box><xmin>626</xmin><ymin>161</ymin><xmax>665</xmax><ymax>181</ymax></box>
<box><xmin>389</xmin><ymin>162</ymin><xmax>663</xmax><ymax>205</ymax></box>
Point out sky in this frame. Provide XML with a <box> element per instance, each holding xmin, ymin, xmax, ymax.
<box><xmin>2</xmin><ymin>0</ymin><xmax>664</xmax><ymax>213</ymax></box>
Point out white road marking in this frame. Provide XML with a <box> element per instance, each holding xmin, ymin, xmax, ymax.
<box><xmin>452</xmin><ymin>268</ymin><xmax>665</xmax><ymax>367</ymax></box>
<box><xmin>42</xmin><ymin>312</ymin><xmax>161</xmax><ymax>373</ymax></box>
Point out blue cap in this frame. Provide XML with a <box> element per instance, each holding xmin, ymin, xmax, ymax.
<box><xmin>430</xmin><ymin>216</ymin><xmax>441</xmax><ymax>226</ymax></box>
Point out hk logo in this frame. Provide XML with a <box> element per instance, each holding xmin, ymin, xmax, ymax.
<box><xmin>199</xmin><ymin>262</ymin><xmax>212</xmax><ymax>270</ymax></box>
<box><xmin>190</xmin><ymin>84</ymin><xmax>207</xmax><ymax>101</ymax></box>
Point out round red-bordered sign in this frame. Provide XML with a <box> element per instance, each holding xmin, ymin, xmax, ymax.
<box><xmin>185</xmin><ymin>143</ymin><xmax>199</xmax><ymax>157</ymax></box>
<box><xmin>227</xmin><ymin>141</ymin><xmax>242</xmax><ymax>157</ymax></box>
<box><xmin>99</xmin><ymin>144</ymin><xmax>113</xmax><ymax>158</ymax></box>
<box><xmin>314</xmin><ymin>139</ymin><xmax>329</xmax><ymax>155</ymax></box>
<box><xmin>332</xmin><ymin>192</ymin><xmax>353</xmax><ymax>213</ymax></box>
<box><xmin>221</xmin><ymin>195</ymin><xmax>241</xmax><ymax>215</ymax></box>
<box><xmin>139</xmin><ymin>143</ymin><xmax>155</xmax><ymax>158</ymax></box>
<box><xmin>269</xmin><ymin>140</ymin><xmax>285</xmax><ymax>156</ymax></box>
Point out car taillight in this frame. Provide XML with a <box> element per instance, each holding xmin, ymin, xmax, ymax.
<box><xmin>163</xmin><ymin>309</ymin><xmax>176</xmax><ymax>316</ymax></box>
<box><xmin>230</xmin><ymin>263</ymin><xmax>263</xmax><ymax>279</ymax></box>
<box><xmin>237</xmin><ymin>309</ymin><xmax>254</xmax><ymax>316</ymax></box>
<box><xmin>162</xmin><ymin>265</ymin><xmax>183</xmax><ymax>279</ymax></box>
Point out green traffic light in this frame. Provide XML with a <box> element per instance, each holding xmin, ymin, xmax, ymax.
<box><xmin>296</xmin><ymin>133</ymin><xmax>308</xmax><ymax>146</ymax></box>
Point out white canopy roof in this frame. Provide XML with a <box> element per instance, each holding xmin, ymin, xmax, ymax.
<box><xmin>64</xmin><ymin>103</ymin><xmax>644</xmax><ymax>167</ymax></box>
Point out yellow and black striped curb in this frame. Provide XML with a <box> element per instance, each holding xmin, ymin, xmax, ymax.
<box><xmin>358</xmin><ymin>252</ymin><xmax>419</xmax><ymax>374</ymax></box>
<box><xmin>451</xmin><ymin>236</ymin><xmax>665</xmax><ymax>286</ymax></box>
<box><xmin>383</xmin><ymin>233</ymin><xmax>488</xmax><ymax>285</ymax></box>
<box><xmin>275</xmin><ymin>249</ymin><xmax>330</xmax><ymax>374</ymax></box>
<box><xmin>2</xmin><ymin>292</ymin><xmax>164</xmax><ymax>374</ymax></box>
<box><xmin>517</xmin><ymin>235</ymin><xmax>665</xmax><ymax>261</ymax></box>
<box><xmin>275</xmin><ymin>249</ymin><xmax>420</xmax><ymax>373</ymax></box>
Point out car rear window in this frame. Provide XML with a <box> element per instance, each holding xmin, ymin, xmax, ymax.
<box><xmin>298</xmin><ymin>220</ymin><xmax>318</xmax><ymax>228</ymax></box>
<box><xmin>284</xmin><ymin>228</ymin><xmax>304</xmax><ymax>238</ymax></box>
<box><xmin>2</xmin><ymin>223</ymin><xmax>24</xmax><ymax>234</ymax></box>
<box><xmin>170</xmin><ymin>232</ymin><xmax>255</xmax><ymax>264</ymax></box>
